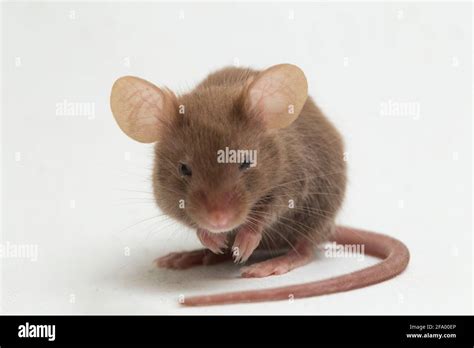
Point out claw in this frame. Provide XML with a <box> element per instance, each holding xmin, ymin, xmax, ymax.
<box><xmin>232</xmin><ymin>226</ymin><xmax>262</xmax><ymax>264</ymax></box>
<box><xmin>197</xmin><ymin>228</ymin><xmax>229</xmax><ymax>254</ymax></box>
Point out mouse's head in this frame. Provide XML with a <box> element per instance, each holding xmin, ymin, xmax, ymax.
<box><xmin>111</xmin><ymin>64</ymin><xmax>308</xmax><ymax>233</ymax></box>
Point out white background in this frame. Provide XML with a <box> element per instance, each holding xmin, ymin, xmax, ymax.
<box><xmin>1</xmin><ymin>1</ymin><xmax>472</xmax><ymax>314</ymax></box>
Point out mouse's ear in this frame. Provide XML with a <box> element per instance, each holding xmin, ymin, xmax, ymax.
<box><xmin>244</xmin><ymin>64</ymin><xmax>308</xmax><ymax>130</ymax></box>
<box><xmin>110</xmin><ymin>76</ymin><xmax>175</xmax><ymax>143</ymax></box>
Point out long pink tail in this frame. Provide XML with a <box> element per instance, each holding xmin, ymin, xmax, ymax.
<box><xmin>182</xmin><ymin>226</ymin><xmax>410</xmax><ymax>306</ymax></box>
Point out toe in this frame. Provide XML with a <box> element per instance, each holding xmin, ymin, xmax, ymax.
<box><xmin>232</xmin><ymin>228</ymin><xmax>262</xmax><ymax>264</ymax></box>
<box><xmin>154</xmin><ymin>252</ymin><xmax>178</xmax><ymax>268</ymax></box>
<box><xmin>197</xmin><ymin>229</ymin><xmax>228</xmax><ymax>254</ymax></box>
<box><xmin>240</xmin><ymin>260</ymin><xmax>289</xmax><ymax>278</ymax></box>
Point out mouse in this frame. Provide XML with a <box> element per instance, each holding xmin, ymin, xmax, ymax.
<box><xmin>110</xmin><ymin>63</ymin><xmax>410</xmax><ymax>306</ymax></box>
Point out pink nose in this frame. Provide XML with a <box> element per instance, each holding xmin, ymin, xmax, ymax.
<box><xmin>207</xmin><ymin>211</ymin><xmax>231</xmax><ymax>228</ymax></box>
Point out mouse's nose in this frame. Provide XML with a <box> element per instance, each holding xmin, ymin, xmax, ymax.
<box><xmin>194</xmin><ymin>189</ymin><xmax>238</xmax><ymax>231</ymax></box>
<box><xmin>207</xmin><ymin>210</ymin><xmax>231</xmax><ymax>229</ymax></box>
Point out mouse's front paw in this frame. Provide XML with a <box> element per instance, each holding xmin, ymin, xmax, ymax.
<box><xmin>197</xmin><ymin>228</ymin><xmax>228</xmax><ymax>254</ymax></box>
<box><xmin>232</xmin><ymin>227</ymin><xmax>262</xmax><ymax>264</ymax></box>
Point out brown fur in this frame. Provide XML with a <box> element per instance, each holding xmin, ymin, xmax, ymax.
<box><xmin>152</xmin><ymin>66</ymin><xmax>346</xmax><ymax>250</ymax></box>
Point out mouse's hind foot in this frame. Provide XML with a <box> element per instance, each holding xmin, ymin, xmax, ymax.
<box><xmin>240</xmin><ymin>240</ymin><xmax>313</xmax><ymax>278</ymax></box>
<box><xmin>155</xmin><ymin>249</ymin><xmax>231</xmax><ymax>270</ymax></box>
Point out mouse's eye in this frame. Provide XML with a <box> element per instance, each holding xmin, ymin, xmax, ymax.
<box><xmin>239</xmin><ymin>159</ymin><xmax>252</xmax><ymax>171</ymax></box>
<box><xmin>179</xmin><ymin>162</ymin><xmax>192</xmax><ymax>177</ymax></box>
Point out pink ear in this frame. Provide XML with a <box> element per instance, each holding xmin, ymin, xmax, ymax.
<box><xmin>110</xmin><ymin>76</ymin><xmax>175</xmax><ymax>143</ymax></box>
<box><xmin>245</xmin><ymin>64</ymin><xmax>308</xmax><ymax>129</ymax></box>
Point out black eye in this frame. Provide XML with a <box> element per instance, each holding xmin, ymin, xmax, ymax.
<box><xmin>179</xmin><ymin>162</ymin><xmax>192</xmax><ymax>177</ymax></box>
<box><xmin>239</xmin><ymin>159</ymin><xmax>252</xmax><ymax>171</ymax></box>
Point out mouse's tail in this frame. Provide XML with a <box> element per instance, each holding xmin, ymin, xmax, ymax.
<box><xmin>181</xmin><ymin>226</ymin><xmax>410</xmax><ymax>306</ymax></box>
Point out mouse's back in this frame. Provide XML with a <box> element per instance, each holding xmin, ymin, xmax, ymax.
<box><xmin>190</xmin><ymin>65</ymin><xmax>347</xmax><ymax>245</ymax></box>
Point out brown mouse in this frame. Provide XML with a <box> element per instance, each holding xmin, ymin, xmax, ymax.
<box><xmin>110</xmin><ymin>64</ymin><xmax>410</xmax><ymax>306</ymax></box>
